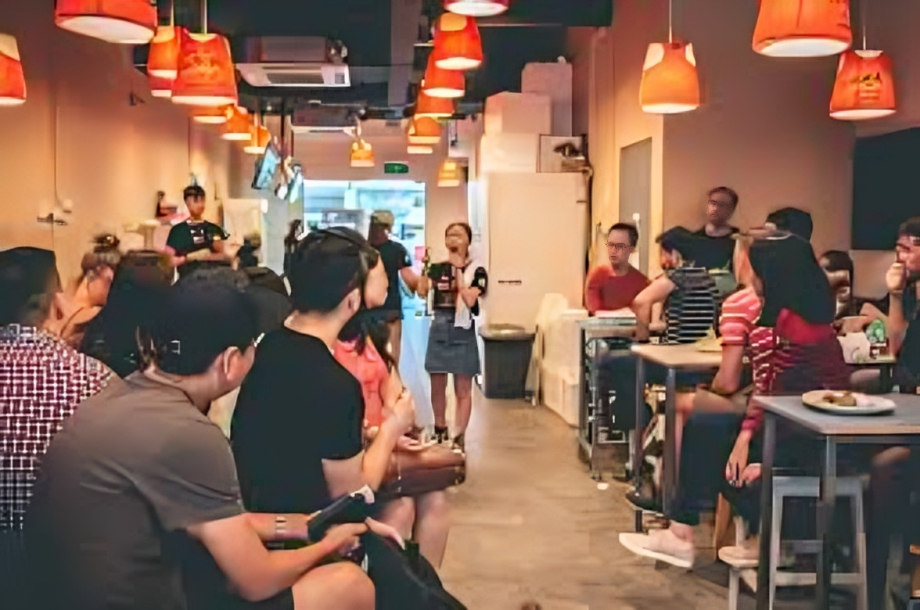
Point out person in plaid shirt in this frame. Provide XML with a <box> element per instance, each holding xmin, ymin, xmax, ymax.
<box><xmin>0</xmin><ymin>247</ymin><xmax>112</xmax><ymax>608</ymax></box>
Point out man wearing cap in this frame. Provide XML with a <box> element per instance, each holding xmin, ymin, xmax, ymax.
<box><xmin>0</xmin><ymin>247</ymin><xmax>112</xmax><ymax>609</ymax></box>
<box><xmin>27</xmin><ymin>280</ymin><xmax>378</xmax><ymax>610</ymax></box>
<box><xmin>368</xmin><ymin>210</ymin><xmax>419</xmax><ymax>363</ymax></box>
<box><xmin>166</xmin><ymin>185</ymin><xmax>231</xmax><ymax>278</ymax></box>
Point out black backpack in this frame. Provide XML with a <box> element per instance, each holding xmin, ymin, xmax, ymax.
<box><xmin>363</xmin><ymin>533</ymin><xmax>467</xmax><ymax>610</ymax></box>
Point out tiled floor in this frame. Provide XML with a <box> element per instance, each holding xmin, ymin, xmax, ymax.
<box><xmin>438</xmin><ymin>393</ymin><xmax>863</xmax><ymax>610</ymax></box>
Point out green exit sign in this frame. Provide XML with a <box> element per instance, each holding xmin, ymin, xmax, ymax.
<box><xmin>384</xmin><ymin>162</ymin><xmax>409</xmax><ymax>174</ymax></box>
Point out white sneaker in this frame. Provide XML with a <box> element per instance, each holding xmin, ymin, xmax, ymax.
<box><xmin>618</xmin><ymin>530</ymin><xmax>695</xmax><ymax>569</ymax></box>
<box><xmin>718</xmin><ymin>542</ymin><xmax>759</xmax><ymax>569</ymax></box>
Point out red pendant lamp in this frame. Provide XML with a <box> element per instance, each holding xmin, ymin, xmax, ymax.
<box><xmin>416</xmin><ymin>88</ymin><xmax>454</xmax><ymax>119</ymax></box>
<box><xmin>408</xmin><ymin>117</ymin><xmax>442</xmax><ymax>145</ymax></box>
<box><xmin>171</xmin><ymin>1</ymin><xmax>237</xmax><ymax>108</ymax></box>
<box><xmin>444</xmin><ymin>0</ymin><xmax>509</xmax><ymax>17</ymax></box>
<box><xmin>0</xmin><ymin>34</ymin><xmax>26</xmax><ymax>106</ymax></box>
<box><xmin>829</xmin><ymin>50</ymin><xmax>895</xmax><ymax>120</ymax></box>
<box><xmin>753</xmin><ymin>0</ymin><xmax>852</xmax><ymax>57</ymax></box>
<box><xmin>245</xmin><ymin>125</ymin><xmax>272</xmax><ymax>154</ymax></box>
<box><xmin>148</xmin><ymin>25</ymin><xmax>184</xmax><ymax>80</ymax></box>
<box><xmin>422</xmin><ymin>55</ymin><xmax>465</xmax><ymax>99</ymax></box>
<box><xmin>432</xmin><ymin>13</ymin><xmax>483</xmax><ymax>71</ymax></box>
<box><xmin>222</xmin><ymin>106</ymin><xmax>251</xmax><ymax>141</ymax></box>
<box><xmin>149</xmin><ymin>74</ymin><xmax>173</xmax><ymax>98</ymax></box>
<box><xmin>54</xmin><ymin>0</ymin><xmax>157</xmax><ymax>44</ymax></box>
<box><xmin>438</xmin><ymin>159</ymin><xmax>462</xmax><ymax>187</ymax></box>
<box><xmin>192</xmin><ymin>105</ymin><xmax>232</xmax><ymax>124</ymax></box>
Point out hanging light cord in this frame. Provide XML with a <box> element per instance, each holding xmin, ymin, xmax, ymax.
<box><xmin>201</xmin><ymin>0</ymin><xmax>208</xmax><ymax>34</ymax></box>
<box><xmin>668</xmin><ymin>0</ymin><xmax>673</xmax><ymax>44</ymax></box>
<box><xmin>861</xmin><ymin>0</ymin><xmax>867</xmax><ymax>50</ymax></box>
<box><xmin>170</xmin><ymin>0</ymin><xmax>175</xmax><ymax>27</ymax></box>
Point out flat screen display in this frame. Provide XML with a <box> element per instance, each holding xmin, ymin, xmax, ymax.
<box><xmin>252</xmin><ymin>141</ymin><xmax>281</xmax><ymax>191</ymax></box>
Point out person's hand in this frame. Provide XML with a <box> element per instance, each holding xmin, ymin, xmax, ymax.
<box><xmin>320</xmin><ymin>523</ymin><xmax>368</xmax><ymax>555</ymax></box>
<box><xmin>365</xmin><ymin>518</ymin><xmax>405</xmax><ymax>549</ymax></box>
<box><xmin>447</xmin><ymin>252</ymin><xmax>466</xmax><ymax>268</ymax></box>
<box><xmin>840</xmin><ymin>316</ymin><xmax>870</xmax><ymax>335</ymax></box>
<box><xmin>741</xmin><ymin>463</ymin><xmax>762</xmax><ymax>484</ymax></box>
<box><xmin>388</xmin><ymin>388</ymin><xmax>416</xmax><ymax>434</ymax></box>
<box><xmin>725</xmin><ymin>435</ymin><xmax>751</xmax><ymax>487</ymax></box>
<box><xmin>887</xmin><ymin>262</ymin><xmax>907</xmax><ymax>295</ymax></box>
<box><xmin>397</xmin><ymin>435</ymin><xmax>432</xmax><ymax>453</ymax></box>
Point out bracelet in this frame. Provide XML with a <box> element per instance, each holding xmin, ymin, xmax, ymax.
<box><xmin>274</xmin><ymin>514</ymin><xmax>289</xmax><ymax>539</ymax></box>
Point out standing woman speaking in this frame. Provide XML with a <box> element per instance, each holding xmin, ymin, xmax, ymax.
<box><xmin>418</xmin><ymin>222</ymin><xmax>487</xmax><ymax>449</ymax></box>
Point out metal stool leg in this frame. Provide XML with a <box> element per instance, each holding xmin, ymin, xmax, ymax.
<box><xmin>849</xmin><ymin>485</ymin><xmax>869</xmax><ymax>610</ymax></box>
<box><xmin>769</xmin><ymin>484</ymin><xmax>784</xmax><ymax>609</ymax></box>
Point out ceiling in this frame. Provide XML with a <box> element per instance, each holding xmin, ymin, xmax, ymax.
<box><xmin>135</xmin><ymin>0</ymin><xmax>613</xmax><ymax>118</ymax></box>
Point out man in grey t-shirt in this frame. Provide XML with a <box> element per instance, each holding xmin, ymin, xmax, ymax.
<box><xmin>27</xmin><ymin>281</ymin><xmax>381</xmax><ymax>610</ymax></box>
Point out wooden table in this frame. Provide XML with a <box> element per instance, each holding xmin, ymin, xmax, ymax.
<box><xmin>753</xmin><ymin>393</ymin><xmax>920</xmax><ymax>610</ymax></box>
<box><xmin>630</xmin><ymin>343</ymin><xmax>723</xmax><ymax>525</ymax></box>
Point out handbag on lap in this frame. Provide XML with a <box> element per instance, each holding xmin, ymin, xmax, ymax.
<box><xmin>378</xmin><ymin>444</ymin><xmax>466</xmax><ymax>500</ymax></box>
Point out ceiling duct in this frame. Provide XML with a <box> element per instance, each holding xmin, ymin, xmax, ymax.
<box><xmin>290</xmin><ymin>105</ymin><xmax>356</xmax><ymax>134</ymax></box>
<box><xmin>236</xmin><ymin>36</ymin><xmax>350</xmax><ymax>88</ymax></box>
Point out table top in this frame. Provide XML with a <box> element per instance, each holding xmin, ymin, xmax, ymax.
<box><xmin>754</xmin><ymin>393</ymin><xmax>920</xmax><ymax>437</ymax></box>
<box><xmin>630</xmin><ymin>343</ymin><xmax>724</xmax><ymax>370</ymax></box>
<box><xmin>578</xmin><ymin>316</ymin><xmax>637</xmax><ymax>330</ymax></box>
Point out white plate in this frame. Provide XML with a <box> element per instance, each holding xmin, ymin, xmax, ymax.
<box><xmin>802</xmin><ymin>390</ymin><xmax>896</xmax><ymax>415</ymax></box>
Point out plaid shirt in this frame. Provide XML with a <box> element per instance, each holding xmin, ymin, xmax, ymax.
<box><xmin>0</xmin><ymin>325</ymin><xmax>111</xmax><ymax>530</ymax></box>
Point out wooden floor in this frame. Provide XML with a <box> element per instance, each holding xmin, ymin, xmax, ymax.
<box><xmin>439</xmin><ymin>393</ymin><xmax>859</xmax><ymax>610</ymax></box>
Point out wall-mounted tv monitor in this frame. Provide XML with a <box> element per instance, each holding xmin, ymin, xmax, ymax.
<box><xmin>287</xmin><ymin>166</ymin><xmax>304</xmax><ymax>204</ymax></box>
<box><xmin>252</xmin><ymin>141</ymin><xmax>281</xmax><ymax>191</ymax></box>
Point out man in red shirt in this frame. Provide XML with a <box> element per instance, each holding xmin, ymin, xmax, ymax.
<box><xmin>585</xmin><ymin>223</ymin><xmax>650</xmax><ymax>314</ymax></box>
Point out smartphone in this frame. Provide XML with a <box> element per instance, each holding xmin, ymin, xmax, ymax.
<box><xmin>307</xmin><ymin>486</ymin><xmax>374</xmax><ymax>542</ymax></box>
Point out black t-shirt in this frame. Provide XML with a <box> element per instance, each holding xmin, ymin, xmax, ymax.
<box><xmin>231</xmin><ymin>329</ymin><xmax>365</xmax><ymax>514</ymax></box>
<box><xmin>377</xmin><ymin>240</ymin><xmax>412</xmax><ymax>314</ymax></box>
<box><xmin>692</xmin><ymin>226</ymin><xmax>739</xmax><ymax>271</ymax></box>
<box><xmin>167</xmin><ymin>220</ymin><xmax>229</xmax><ymax>277</ymax></box>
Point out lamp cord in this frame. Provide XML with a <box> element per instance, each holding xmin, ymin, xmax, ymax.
<box><xmin>861</xmin><ymin>0</ymin><xmax>867</xmax><ymax>50</ymax></box>
<box><xmin>201</xmin><ymin>0</ymin><xmax>207</xmax><ymax>34</ymax></box>
<box><xmin>668</xmin><ymin>0</ymin><xmax>673</xmax><ymax>44</ymax></box>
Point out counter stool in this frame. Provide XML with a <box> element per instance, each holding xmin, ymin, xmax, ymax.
<box><xmin>720</xmin><ymin>475</ymin><xmax>868</xmax><ymax>610</ymax></box>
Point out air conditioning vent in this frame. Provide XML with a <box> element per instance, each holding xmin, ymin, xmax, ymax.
<box><xmin>290</xmin><ymin>106</ymin><xmax>356</xmax><ymax>134</ymax></box>
<box><xmin>236</xmin><ymin>37</ymin><xmax>351</xmax><ymax>88</ymax></box>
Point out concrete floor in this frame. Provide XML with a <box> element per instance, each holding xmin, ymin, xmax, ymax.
<box><xmin>438</xmin><ymin>393</ymin><xmax>859</xmax><ymax>610</ymax></box>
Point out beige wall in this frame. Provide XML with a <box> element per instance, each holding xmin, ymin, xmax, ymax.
<box><xmin>663</xmin><ymin>0</ymin><xmax>854</xmax><ymax>256</ymax></box>
<box><xmin>0</xmin><ymin>0</ymin><xmax>232</xmax><ymax>278</ymax></box>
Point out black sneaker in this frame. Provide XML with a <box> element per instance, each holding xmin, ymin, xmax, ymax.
<box><xmin>433</xmin><ymin>426</ymin><xmax>450</xmax><ymax>444</ymax></box>
<box><xmin>452</xmin><ymin>433</ymin><xmax>466</xmax><ymax>452</ymax></box>
<box><xmin>625</xmin><ymin>483</ymin><xmax>662</xmax><ymax>513</ymax></box>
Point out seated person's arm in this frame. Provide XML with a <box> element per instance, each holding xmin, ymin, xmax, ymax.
<box><xmin>584</xmin><ymin>268</ymin><xmax>603</xmax><ymax>315</ymax></box>
<box><xmin>631</xmin><ymin>275</ymin><xmax>675</xmax><ymax>340</ymax></box>
<box><xmin>245</xmin><ymin>513</ymin><xmax>312</xmax><ymax>542</ymax></box>
<box><xmin>189</xmin><ymin>515</ymin><xmax>366</xmax><ymax>602</ymax></box>
<box><xmin>710</xmin><ymin>345</ymin><xmax>744</xmax><ymax>395</ymax></box>
<box><xmin>888</xmin><ymin>294</ymin><xmax>910</xmax><ymax>356</ymax></box>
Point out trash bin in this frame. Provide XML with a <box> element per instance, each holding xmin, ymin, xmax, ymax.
<box><xmin>480</xmin><ymin>324</ymin><xmax>536</xmax><ymax>400</ymax></box>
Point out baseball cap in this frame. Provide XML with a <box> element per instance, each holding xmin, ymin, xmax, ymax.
<box><xmin>0</xmin><ymin>247</ymin><xmax>59</xmax><ymax>326</ymax></box>
<box><xmin>898</xmin><ymin>217</ymin><xmax>920</xmax><ymax>242</ymax></box>
<box><xmin>148</xmin><ymin>280</ymin><xmax>259</xmax><ymax>376</ymax></box>
<box><xmin>370</xmin><ymin>210</ymin><xmax>395</xmax><ymax>228</ymax></box>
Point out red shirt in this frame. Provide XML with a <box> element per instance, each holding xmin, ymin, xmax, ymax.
<box><xmin>584</xmin><ymin>265</ymin><xmax>650</xmax><ymax>314</ymax></box>
<box><xmin>333</xmin><ymin>339</ymin><xmax>390</xmax><ymax>429</ymax></box>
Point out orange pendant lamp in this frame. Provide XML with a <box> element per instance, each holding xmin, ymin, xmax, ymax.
<box><xmin>148</xmin><ymin>25</ymin><xmax>184</xmax><ymax>80</ymax></box>
<box><xmin>830</xmin><ymin>49</ymin><xmax>896</xmax><ymax>121</ymax></box>
<box><xmin>408</xmin><ymin>145</ymin><xmax>434</xmax><ymax>155</ymax></box>
<box><xmin>171</xmin><ymin>2</ymin><xmax>237</xmax><ymax>108</ymax></box>
<box><xmin>350</xmin><ymin>139</ymin><xmax>375</xmax><ymax>168</ymax></box>
<box><xmin>408</xmin><ymin>117</ymin><xmax>442</xmax><ymax>145</ymax></box>
<box><xmin>192</xmin><ymin>105</ymin><xmax>232</xmax><ymax>124</ymax></box>
<box><xmin>149</xmin><ymin>74</ymin><xmax>173</xmax><ymax>98</ymax></box>
<box><xmin>245</xmin><ymin>125</ymin><xmax>272</xmax><ymax>154</ymax></box>
<box><xmin>222</xmin><ymin>106</ymin><xmax>251</xmax><ymax>141</ymax></box>
<box><xmin>54</xmin><ymin>0</ymin><xmax>157</xmax><ymax>44</ymax></box>
<box><xmin>422</xmin><ymin>55</ymin><xmax>465</xmax><ymax>99</ymax></box>
<box><xmin>444</xmin><ymin>0</ymin><xmax>509</xmax><ymax>17</ymax></box>
<box><xmin>432</xmin><ymin>13</ymin><xmax>483</xmax><ymax>71</ymax></box>
<box><xmin>0</xmin><ymin>35</ymin><xmax>26</xmax><ymax>106</ymax></box>
<box><xmin>438</xmin><ymin>159</ymin><xmax>462</xmax><ymax>187</ymax></box>
<box><xmin>640</xmin><ymin>41</ymin><xmax>700</xmax><ymax>114</ymax></box>
<box><xmin>416</xmin><ymin>89</ymin><xmax>454</xmax><ymax>119</ymax></box>
<box><xmin>753</xmin><ymin>0</ymin><xmax>852</xmax><ymax>57</ymax></box>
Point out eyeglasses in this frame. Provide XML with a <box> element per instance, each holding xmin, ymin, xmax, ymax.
<box><xmin>708</xmin><ymin>199</ymin><xmax>733</xmax><ymax>209</ymax></box>
<box><xmin>606</xmin><ymin>242</ymin><xmax>631</xmax><ymax>252</ymax></box>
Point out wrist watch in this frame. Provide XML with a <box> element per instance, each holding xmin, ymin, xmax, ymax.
<box><xmin>274</xmin><ymin>514</ymin><xmax>289</xmax><ymax>539</ymax></box>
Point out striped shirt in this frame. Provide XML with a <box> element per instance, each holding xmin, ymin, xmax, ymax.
<box><xmin>662</xmin><ymin>266</ymin><xmax>720</xmax><ymax>344</ymax></box>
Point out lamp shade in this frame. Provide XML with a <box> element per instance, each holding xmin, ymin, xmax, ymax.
<box><xmin>444</xmin><ymin>0</ymin><xmax>509</xmax><ymax>17</ymax></box>
<box><xmin>422</xmin><ymin>55</ymin><xmax>465</xmax><ymax>99</ymax></box>
<box><xmin>639</xmin><ymin>42</ymin><xmax>700</xmax><ymax>114</ymax></box>
<box><xmin>172</xmin><ymin>30</ymin><xmax>238</xmax><ymax>107</ymax></box>
<box><xmin>147</xmin><ymin>25</ymin><xmax>183</xmax><ymax>80</ymax></box>
<box><xmin>416</xmin><ymin>90</ymin><xmax>454</xmax><ymax>119</ymax></box>
<box><xmin>408</xmin><ymin>117</ymin><xmax>442</xmax><ymax>145</ymax></box>
<box><xmin>54</xmin><ymin>0</ymin><xmax>157</xmax><ymax>44</ymax></box>
<box><xmin>244</xmin><ymin>125</ymin><xmax>272</xmax><ymax>154</ymax></box>
<box><xmin>407</xmin><ymin>144</ymin><xmax>434</xmax><ymax>155</ymax></box>
<box><xmin>350</xmin><ymin>139</ymin><xmax>375</xmax><ymax>168</ymax></box>
<box><xmin>0</xmin><ymin>35</ymin><xmax>26</xmax><ymax>106</ymax></box>
<box><xmin>752</xmin><ymin>0</ymin><xmax>852</xmax><ymax>57</ymax></box>
<box><xmin>438</xmin><ymin>159</ymin><xmax>462</xmax><ymax>187</ymax></box>
<box><xmin>221</xmin><ymin>106</ymin><xmax>251</xmax><ymax>141</ymax></box>
<box><xmin>829</xmin><ymin>50</ymin><xmax>896</xmax><ymax>121</ymax></box>
<box><xmin>148</xmin><ymin>74</ymin><xmax>173</xmax><ymax>98</ymax></box>
<box><xmin>432</xmin><ymin>13</ymin><xmax>483</xmax><ymax>71</ymax></box>
<box><xmin>192</xmin><ymin>105</ymin><xmax>232</xmax><ymax>124</ymax></box>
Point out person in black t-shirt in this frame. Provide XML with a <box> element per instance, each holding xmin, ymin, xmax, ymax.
<box><xmin>166</xmin><ymin>185</ymin><xmax>230</xmax><ymax>278</ymax></box>
<box><xmin>368</xmin><ymin>210</ymin><xmax>419</xmax><ymax>363</ymax></box>
<box><xmin>692</xmin><ymin>186</ymin><xmax>740</xmax><ymax>271</ymax></box>
<box><xmin>231</xmin><ymin>228</ymin><xmax>416</xmax><ymax>518</ymax></box>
